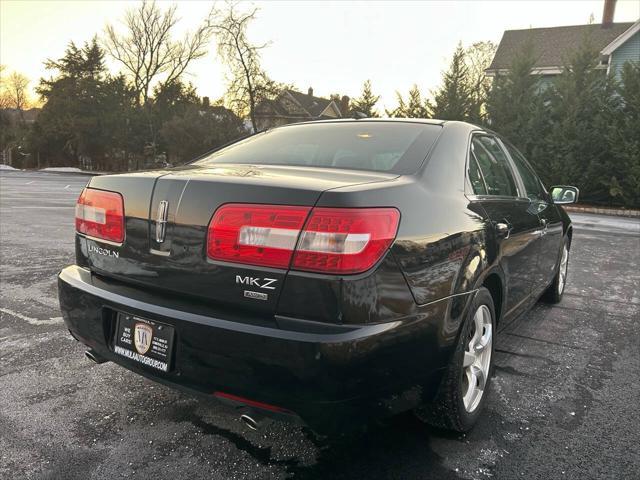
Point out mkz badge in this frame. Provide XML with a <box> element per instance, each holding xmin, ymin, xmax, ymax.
<box><xmin>134</xmin><ymin>323</ymin><xmax>153</xmax><ymax>355</ymax></box>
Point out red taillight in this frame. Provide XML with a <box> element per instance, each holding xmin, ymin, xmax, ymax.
<box><xmin>206</xmin><ymin>204</ymin><xmax>399</xmax><ymax>274</ymax></box>
<box><xmin>207</xmin><ymin>204</ymin><xmax>311</xmax><ymax>268</ymax></box>
<box><xmin>75</xmin><ymin>188</ymin><xmax>125</xmax><ymax>243</ymax></box>
<box><xmin>292</xmin><ymin>207</ymin><xmax>400</xmax><ymax>274</ymax></box>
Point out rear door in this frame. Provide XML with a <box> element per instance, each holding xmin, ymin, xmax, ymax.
<box><xmin>501</xmin><ymin>141</ymin><xmax>563</xmax><ymax>295</ymax></box>
<box><xmin>469</xmin><ymin>135</ymin><xmax>542</xmax><ymax>319</ymax></box>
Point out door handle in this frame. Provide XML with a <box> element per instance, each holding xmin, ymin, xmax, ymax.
<box><xmin>540</xmin><ymin>218</ymin><xmax>548</xmax><ymax>236</ymax></box>
<box><xmin>495</xmin><ymin>221</ymin><xmax>512</xmax><ymax>239</ymax></box>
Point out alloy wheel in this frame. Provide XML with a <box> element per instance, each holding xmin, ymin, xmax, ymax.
<box><xmin>462</xmin><ymin>304</ymin><xmax>493</xmax><ymax>413</ymax></box>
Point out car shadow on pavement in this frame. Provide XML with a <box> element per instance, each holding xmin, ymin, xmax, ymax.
<box><xmin>291</xmin><ymin>415</ymin><xmax>462</xmax><ymax>480</ymax></box>
<box><xmin>174</xmin><ymin>402</ymin><xmax>462</xmax><ymax>480</ymax></box>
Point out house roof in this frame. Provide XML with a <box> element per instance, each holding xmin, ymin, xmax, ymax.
<box><xmin>285</xmin><ymin>90</ymin><xmax>333</xmax><ymax>117</ymax></box>
<box><xmin>255</xmin><ymin>89</ymin><xmax>340</xmax><ymax>120</ymax></box>
<box><xmin>601</xmin><ymin>20</ymin><xmax>640</xmax><ymax>55</ymax></box>
<box><xmin>487</xmin><ymin>22</ymin><xmax>634</xmax><ymax>72</ymax></box>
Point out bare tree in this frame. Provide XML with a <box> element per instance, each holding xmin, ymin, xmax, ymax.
<box><xmin>464</xmin><ymin>41</ymin><xmax>497</xmax><ymax>121</ymax></box>
<box><xmin>209</xmin><ymin>2</ymin><xmax>280</xmax><ymax>132</ymax></box>
<box><xmin>0</xmin><ymin>65</ymin><xmax>10</xmax><ymax>109</ymax></box>
<box><xmin>6</xmin><ymin>71</ymin><xmax>30</xmax><ymax>114</ymax></box>
<box><xmin>105</xmin><ymin>0</ymin><xmax>212</xmax><ymax>105</ymax></box>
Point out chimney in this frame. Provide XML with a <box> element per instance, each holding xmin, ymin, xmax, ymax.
<box><xmin>602</xmin><ymin>0</ymin><xmax>616</xmax><ymax>27</ymax></box>
<box><xmin>308</xmin><ymin>87</ymin><xmax>314</xmax><ymax>97</ymax></box>
<box><xmin>339</xmin><ymin>95</ymin><xmax>350</xmax><ymax>117</ymax></box>
<box><xmin>202</xmin><ymin>96</ymin><xmax>210</xmax><ymax>108</ymax></box>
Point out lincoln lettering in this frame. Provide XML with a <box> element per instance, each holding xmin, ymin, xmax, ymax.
<box><xmin>89</xmin><ymin>244</ymin><xmax>119</xmax><ymax>258</ymax></box>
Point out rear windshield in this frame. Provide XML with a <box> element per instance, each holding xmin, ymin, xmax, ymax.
<box><xmin>195</xmin><ymin>122</ymin><xmax>441</xmax><ymax>174</ymax></box>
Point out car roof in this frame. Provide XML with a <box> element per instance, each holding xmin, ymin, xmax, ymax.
<box><xmin>276</xmin><ymin>118</ymin><xmax>488</xmax><ymax>132</ymax></box>
<box><xmin>280</xmin><ymin>118</ymin><xmax>443</xmax><ymax>127</ymax></box>
<box><xmin>270</xmin><ymin>119</ymin><xmax>489</xmax><ymax>150</ymax></box>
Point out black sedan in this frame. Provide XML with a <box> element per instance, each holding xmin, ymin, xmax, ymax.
<box><xmin>58</xmin><ymin>119</ymin><xmax>578</xmax><ymax>434</ymax></box>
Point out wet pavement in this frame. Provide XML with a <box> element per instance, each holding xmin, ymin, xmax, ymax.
<box><xmin>1</xmin><ymin>170</ymin><xmax>639</xmax><ymax>480</ymax></box>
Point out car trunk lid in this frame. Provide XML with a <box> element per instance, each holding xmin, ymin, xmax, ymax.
<box><xmin>83</xmin><ymin>164</ymin><xmax>398</xmax><ymax>320</ymax></box>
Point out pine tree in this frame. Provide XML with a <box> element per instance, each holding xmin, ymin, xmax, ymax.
<box><xmin>160</xmin><ymin>103</ymin><xmax>244</xmax><ymax>165</ymax></box>
<box><xmin>485</xmin><ymin>41</ymin><xmax>542</xmax><ymax>148</ymax></box>
<box><xmin>607</xmin><ymin>63</ymin><xmax>640</xmax><ymax>206</ymax></box>
<box><xmin>431</xmin><ymin>44</ymin><xmax>475</xmax><ymax>121</ymax></box>
<box><xmin>386</xmin><ymin>84</ymin><xmax>430</xmax><ymax>118</ymax></box>
<box><xmin>485</xmin><ymin>42</ymin><xmax>554</xmax><ymax>185</ymax></box>
<box><xmin>350</xmin><ymin>80</ymin><xmax>381</xmax><ymax>117</ymax></box>
<box><xmin>30</xmin><ymin>38</ymin><xmax>140</xmax><ymax>170</ymax></box>
<box><xmin>546</xmin><ymin>42</ymin><xmax>616</xmax><ymax>203</ymax></box>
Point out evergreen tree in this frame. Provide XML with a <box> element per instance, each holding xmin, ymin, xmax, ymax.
<box><xmin>486</xmin><ymin>39</ymin><xmax>638</xmax><ymax>206</ymax></box>
<box><xmin>485</xmin><ymin>42</ymin><xmax>558</xmax><ymax>184</ymax></box>
<box><xmin>160</xmin><ymin>102</ymin><xmax>244</xmax><ymax>165</ymax></box>
<box><xmin>603</xmin><ymin>62</ymin><xmax>640</xmax><ymax>206</ymax></box>
<box><xmin>350</xmin><ymin>80</ymin><xmax>381</xmax><ymax>117</ymax></box>
<box><xmin>386</xmin><ymin>84</ymin><xmax>430</xmax><ymax>118</ymax></box>
<box><xmin>431</xmin><ymin>44</ymin><xmax>475</xmax><ymax>121</ymax></box>
<box><xmin>30</xmin><ymin>38</ymin><xmax>140</xmax><ymax>170</ymax></box>
<box><xmin>486</xmin><ymin>42</ymin><xmax>542</xmax><ymax>147</ymax></box>
<box><xmin>546</xmin><ymin>42</ymin><xmax>617</xmax><ymax>203</ymax></box>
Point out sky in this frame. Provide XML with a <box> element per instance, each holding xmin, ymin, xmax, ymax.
<box><xmin>1</xmin><ymin>0</ymin><xmax>639</xmax><ymax>110</ymax></box>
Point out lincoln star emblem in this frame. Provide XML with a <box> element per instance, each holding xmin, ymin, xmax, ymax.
<box><xmin>134</xmin><ymin>323</ymin><xmax>153</xmax><ymax>355</ymax></box>
<box><xmin>155</xmin><ymin>200</ymin><xmax>169</xmax><ymax>243</ymax></box>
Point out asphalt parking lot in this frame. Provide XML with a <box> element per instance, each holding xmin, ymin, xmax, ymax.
<box><xmin>1</xmin><ymin>170</ymin><xmax>639</xmax><ymax>480</ymax></box>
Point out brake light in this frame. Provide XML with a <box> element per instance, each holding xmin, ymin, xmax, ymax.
<box><xmin>293</xmin><ymin>207</ymin><xmax>400</xmax><ymax>274</ymax></box>
<box><xmin>75</xmin><ymin>188</ymin><xmax>125</xmax><ymax>243</ymax></box>
<box><xmin>207</xmin><ymin>204</ymin><xmax>311</xmax><ymax>268</ymax></box>
<box><xmin>207</xmin><ymin>204</ymin><xmax>399</xmax><ymax>274</ymax></box>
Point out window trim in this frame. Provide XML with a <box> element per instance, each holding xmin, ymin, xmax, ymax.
<box><xmin>469</xmin><ymin>150</ymin><xmax>489</xmax><ymax>196</ymax></box>
<box><xmin>498</xmin><ymin>138</ymin><xmax>551</xmax><ymax>203</ymax></box>
<box><xmin>464</xmin><ymin>132</ymin><xmax>528</xmax><ymax>200</ymax></box>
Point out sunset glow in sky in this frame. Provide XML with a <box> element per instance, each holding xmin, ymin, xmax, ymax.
<box><xmin>1</xmin><ymin>0</ymin><xmax>639</xmax><ymax>110</ymax></box>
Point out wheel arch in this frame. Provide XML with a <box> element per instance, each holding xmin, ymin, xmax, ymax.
<box><xmin>477</xmin><ymin>268</ymin><xmax>505</xmax><ymax>326</ymax></box>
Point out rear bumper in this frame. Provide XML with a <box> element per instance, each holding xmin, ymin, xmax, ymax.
<box><xmin>58</xmin><ymin>265</ymin><xmax>464</xmax><ymax>433</ymax></box>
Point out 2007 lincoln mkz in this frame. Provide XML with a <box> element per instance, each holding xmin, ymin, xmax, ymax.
<box><xmin>58</xmin><ymin>119</ymin><xmax>579</xmax><ymax>434</ymax></box>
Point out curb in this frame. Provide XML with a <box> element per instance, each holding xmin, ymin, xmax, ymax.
<box><xmin>564</xmin><ymin>205</ymin><xmax>640</xmax><ymax>219</ymax></box>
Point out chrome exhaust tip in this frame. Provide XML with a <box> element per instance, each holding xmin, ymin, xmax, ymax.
<box><xmin>240</xmin><ymin>414</ymin><xmax>260</xmax><ymax>431</ymax></box>
<box><xmin>85</xmin><ymin>349</ymin><xmax>108</xmax><ymax>364</ymax></box>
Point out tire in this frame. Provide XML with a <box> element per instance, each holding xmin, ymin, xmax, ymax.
<box><xmin>542</xmin><ymin>238</ymin><xmax>569</xmax><ymax>304</ymax></box>
<box><xmin>415</xmin><ymin>287</ymin><xmax>496</xmax><ymax>432</ymax></box>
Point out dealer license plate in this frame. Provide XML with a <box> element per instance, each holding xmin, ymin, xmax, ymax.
<box><xmin>113</xmin><ymin>313</ymin><xmax>175</xmax><ymax>372</ymax></box>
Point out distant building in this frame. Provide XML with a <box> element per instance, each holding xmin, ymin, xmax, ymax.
<box><xmin>487</xmin><ymin>0</ymin><xmax>638</xmax><ymax>88</ymax></box>
<box><xmin>254</xmin><ymin>87</ymin><xmax>347</xmax><ymax>131</ymax></box>
<box><xmin>601</xmin><ymin>20</ymin><xmax>640</xmax><ymax>78</ymax></box>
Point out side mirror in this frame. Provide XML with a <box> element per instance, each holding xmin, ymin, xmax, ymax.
<box><xmin>551</xmin><ymin>185</ymin><xmax>579</xmax><ymax>204</ymax></box>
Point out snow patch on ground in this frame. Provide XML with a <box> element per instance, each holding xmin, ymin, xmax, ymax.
<box><xmin>0</xmin><ymin>307</ymin><xmax>63</xmax><ymax>326</ymax></box>
<box><xmin>0</xmin><ymin>164</ymin><xmax>18</xmax><ymax>170</ymax></box>
<box><xmin>40</xmin><ymin>167</ymin><xmax>83</xmax><ymax>173</ymax></box>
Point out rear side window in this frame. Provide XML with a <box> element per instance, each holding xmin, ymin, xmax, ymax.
<box><xmin>468</xmin><ymin>154</ymin><xmax>488</xmax><ymax>195</ymax></box>
<box><xmin>471</xmin><ymin>137</ymin><xmax>518</xmax><ymax>197</ymax></box>
<box><xmin>503</xmin><ymin>142</ymin><xmax>546</xmax><ymax>201</ymax></box>
<box><xmin>196</xmin><ymin>122</ymin><xmax>442</xmax><ymax>174</ymax></box>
